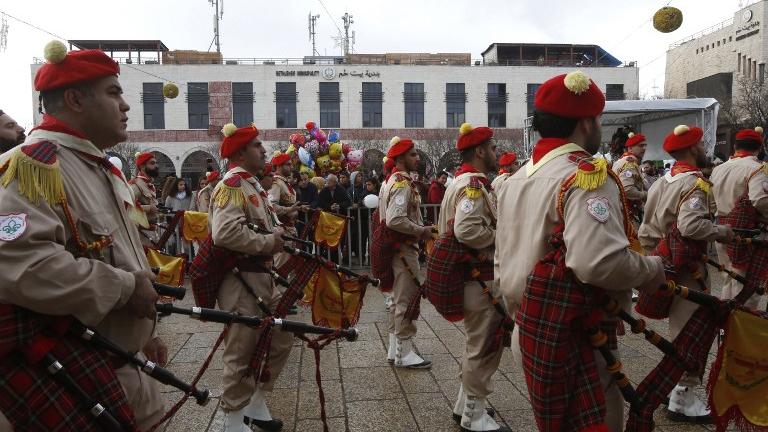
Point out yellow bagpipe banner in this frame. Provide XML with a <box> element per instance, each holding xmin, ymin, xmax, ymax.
<box><xmin>181</xmin><ymin>211</ymin><xmax>209</xmax><ymax>242</ymax></box>
<box><xmin>302</xmin><ymin>266</ymin><xmax>365</xmax><ymax>329</ymax></box>
<box><xmin>146</xmin><ymin>248</ymin><xmax>186</xmax><ymax>287</ymax></box>
<box><xmin>709</xmin><ymin>308</ymin><xmax>768</xmax><ymax>431</ymax></box>
<box><xmin>314</xmin><ymin>211</ymin><xmax>347</xmax><ymax>249</ymax></box>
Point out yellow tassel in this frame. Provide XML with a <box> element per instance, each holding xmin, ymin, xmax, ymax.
<box><xmin>695</xmin><ymin>177</ymin><xmax>711</xmax><ymax>194</ymax></box>
<box><xmin>0</xmin><ymin>149</ymin><xmax>65</xmax><ymax>205</ymax></box>
<box><xmin>128</xmin><ymin>205</ymin><xmax>150</xmax><ymax>229</ymax></box>
<box><xmin>213</xmin><ymin>184</ymin><xmax>245</xmax><ymax>208</ymax></box>
<box><xmin>573</xmin><ymin>158</ymin><xmax>608</xmax><ymax>191</ymax></box>
<box><xmin>464</xmin><ymin>186</ymin><xmax>482</xmax><ymax>199</ymax></box>
<box><xmin>393</xmin><ymin>180</ymin><xmax>408</xmax><ymax>190</ymax></box>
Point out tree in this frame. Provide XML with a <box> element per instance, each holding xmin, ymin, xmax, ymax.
<box><xmin>722</xmin><ymin>76</ymin><xmax>768</xmax><ymax>130</ymax></box>
<box><xmin>201</xmin><ymin>141</ymin><xmax>226</xmax><ymax>173</ymax></box>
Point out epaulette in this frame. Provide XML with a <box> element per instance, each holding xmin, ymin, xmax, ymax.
<box><xmin>213</xmin><ymin>175</ymin><xmax>245</xmax><ymax>208</ymax></box>
<box><xmin>695</xmin><ymin>176</ymin><xmax>712</xmax><ymax>195</ymax></box>
<box><xmin>465</xmin><ymin>176</ymin><xmax>484</xmax><ymax>199</ymax></box>
<box><xmin>393</xmin><ymin>173</ymin><xmax>410</xmax><ymax>189</ymax></box>
<box><xmin>568</xmin><ymin>154</ymin><xmax>608</xmax><ymax>191</ymax></box>
<box><xmin>0</xmin><ymin>141</ymin><xmax>66</xmax><ymax>205</ymax></box>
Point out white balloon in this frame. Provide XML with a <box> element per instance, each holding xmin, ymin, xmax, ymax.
<box><xmin>108</xmin><ymin>156</ymin><xmax>123</xmax><ymax>171</ymax></box>
<box><xmin>363</xmin><ymin>194</ymin><xmax>379</xmax><ymax>209</ymax></box>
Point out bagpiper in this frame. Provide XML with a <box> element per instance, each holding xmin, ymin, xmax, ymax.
<box><xmin>612</xmin><ymin>132</ymin><xmax>648</xmax><ymax>224</ymax></box>
<box><xmin>490</xmin><ymin>152</ymin><xmax>518</xmax><ymax>191</ymax></box>
<box><xmin>130</xmin><ymin>150</ymin><xmax>160</xmax><ymax>247</ymax></box>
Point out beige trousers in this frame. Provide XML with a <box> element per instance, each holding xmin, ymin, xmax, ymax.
<box><xmin>217</xmin><ymin>271</ymin><xmax>295</xmax><ymax>411</ymax></box>
<box><xmin>511</xmin><ymin>326</ymin><xmax>624</xmax><ymax>432</ymax></box>
<box><xmin>387</xmin><ymin>248</ymin><xmax>421</xmax><ymax>339</ymax></box>
<box><xmin>460</xmin><ymin>282</ymin><xmax>504</xmax><ymax>397</ymax></box>
<box><xmin>115</xmin><ymin>356</ymin><xmax>166</xmax><ymax>431</ymax></box>
<box><xmin>714</xmin><ymin>243</ymin><xmax>761</xmax><ymax>309</ymax></box>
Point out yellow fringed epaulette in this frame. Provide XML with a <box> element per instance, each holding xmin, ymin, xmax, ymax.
<box><xmin>393</xmin><ymin>179</ymin><xmax>409</xmax><ymax>190</ymax></box>
<box><xmin>572</xmin><ymin>157</ymin><xmax>608</xmax><ymax>191</ymax></box>
<box><xmin>762</xmin><ymin>163</ymin><xmax>768</xmax><ymax>176</ymax></box>
<box><xmin>213</xmin><ymin>183</ymin><xmax>245</xmax><ymax>209</ymax></box>
<box><xmin>464</xmin><ymin>185</ymin><xmax>482</xmax><ymax>199</ymax></box>
<box><xmin>621</xmin><ymin>161</ymin><xmax>639</xmax><ymax>173</ymax></box>
<box><xmin>0</xmin><ymin>141</ymin><xmax>66</xmax><ymax>205</ymax></box>
<box><xmin>695</xmin><ymin>177</ymin><xmax>712</xmax><ymax>195</ymax></box>
<box><xmin>129</xmin><ymin>205</ymin><xmax>150</xmax><ymax>229</ymax></box>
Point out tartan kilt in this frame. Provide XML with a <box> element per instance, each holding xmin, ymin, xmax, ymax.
<box><xmin>370</xmin><ymin>224</ymin><xmax>413</xmax><ymax>293</ymax></box>
<box><xmin>718</xmin><ymin>194</ymin><xmax>758</xmax><ymax>271</ymax></box>
<box><xmin>742</xmin><ymin>245</ymin><xmax>768</xmax><ymax>297</ymax></box>
<box><xmin>189</xmin><ymin>234</ymin><xmax>236</xmax><ymax>308</ymax></box>
<box><xmin>424</xmin><ymin>232</ymin><xmax>493</xmax><ymax>322</ymax></box>
<box><xmin>635</xmin><ymin>224</ymin><xmax>706</xmax><ymax>320</ymax></box>
<box><xmin>518</xmin><ymin>228</ymin><xmax>610</xmax><ymax>432</ymax></box>
<box><xmin>0</xmin><ymin>305</ymin><xmax>137</xmax><ymax>432</ymax></box>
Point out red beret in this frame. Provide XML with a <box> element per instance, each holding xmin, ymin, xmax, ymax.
<box><xmin>626</xmin><ymin>133</ymin><xmax>646</xmax><ymax>148</ymax></box>
<box><xmin>206</xmin><ymin>171</ymin><xmax>220</xmax><ymax>183</ymax></box>
<box><xmin>220</xmin><ymin>124</ymin><xmax>259</xmax><ymax>159</ymax></box>
<box><xmin>383</xmin><ymin>157</ymin><xmax>395</xmax><ymax>173</ymax></box>
<box><xmin>135</xmin><ymin>152</ymin><xmax>154</xmax><ymax>167</ymax></box>
<box><xmin>271</xmin><ymin>153</ymin><xmax>291</xmax><ymax>167</ymax></box>
<box><xmin>35</xmin><ymin>47</ymin><xmax>120</xmax><ymax>92</ymax></box>
<box><xmin>261</xmin><ymin>163</ymin><xmax>273</xmax><ymax>177</ymax></box>
<box><xmin>663</xmin><ymin>125</ymin><xmax>703</xmax><ymax>153</ymax></box>
<box><xmin>387</xmin><ymin>137</ymin><xmax>414</xmax><ymax>159</ymax></box>
<box><xmin>534</xmin><ymin>71</ymin><xmax>605</xmax><ymax>119</ymax></box>
<box><xmin>735</xmin><ymin>128</ymin><xmax>763</xmax><ymax>144</ymax></box>
<box><xmin>499</xmin><ymin>152</ymin><xmax>517</xmax><ymax>167</ymax></box>
<box><xmin>456</xmin><ymin>123</ymin><xmax>493</xmax><ymax>150</ymax></box>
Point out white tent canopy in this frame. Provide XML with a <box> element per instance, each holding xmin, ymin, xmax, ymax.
<box><xmin>523</xmin><ymin>98</ymin><xmax>720</xmax><ymax>162</ymax></box>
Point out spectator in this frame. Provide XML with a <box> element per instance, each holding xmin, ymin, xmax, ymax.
<box><xmin>318</xmin><ymin>174</ymin><xmax>351</xmax><ymax>214</ymax></box>
<box><xmin>298</xmin><ymin>171</ymin><xmax>319</xmax><ymax>208</ymax></box>
<box><xmin>0</xmin><ymin>109</ymin><xmax>26</xmax><ymax>153</ymax></box>
<box><xmin>347</xmin><ymin>172</ymin><xmax>367</xmax><ymax>259</ymax></box>
<box><xmin>641</xmin><ymin>161</ymin><xmax>659</xmax><ymax>190</ymax></box>
<box><xmin>164</xmin><ymin>178</ymin><xmax>192</xmax><ymax>255</ymax></box>
<box><xmin>310</xmin><ymin>176</ymin><xmax>326</xmax><ymax>192</ymax></box>
<box><xmin>348</xmin><ymin>171</ymin><xmax>366</xmax><ymax>207</ymax></box>
<box><xmin>427</xmin><ymin>171</ymin><xmax>448</xmax><ymax>204</ymax></box>
<box><xmin>364</xmin><ymin>177</ymin><xmax>380</xmax><ymax>197</ymax></box>
<box><xmin>339</xmin><ymin>171</ymin><xmax>351</xmax><ymax>190</ymax></box>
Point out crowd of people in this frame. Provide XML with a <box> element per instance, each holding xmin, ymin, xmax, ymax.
<box><xmin>1</xmin><ymin>41</ymin><xmax>766</xmax><ymax>432</ymax></box>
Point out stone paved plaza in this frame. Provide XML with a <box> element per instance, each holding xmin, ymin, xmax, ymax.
<box><xmin>155</xmin><ymin>271</ymin><xmax>751</xmax><ymax>432</ymax></box>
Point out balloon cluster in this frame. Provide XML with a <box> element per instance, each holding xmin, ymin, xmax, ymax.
<box><xmin>283</xmin><ymin>121</ymin><xmax>364</xmax><ymax>177</ymax></box>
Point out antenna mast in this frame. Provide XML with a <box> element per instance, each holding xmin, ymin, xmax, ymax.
<box><xmin>209</xmin><ymin>0</ymin><xmax>223</xmax><ymax>53</ymax></box>
<box><xmin>341</xmin><ymin>12</ymin><xmax>354</xmax><ymax>55</ymax></box>
<box><xmin>308</xmin><ymin>12</ymin><xmax>320</xmax><ymax>56</ymax></box>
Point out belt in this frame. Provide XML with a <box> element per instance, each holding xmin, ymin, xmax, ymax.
<box><xmin>237</xmin><ymin>257</ymin><xmax>272</xmax><ymax>273</ymax></box>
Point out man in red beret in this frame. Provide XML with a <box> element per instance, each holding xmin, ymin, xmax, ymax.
<box><xmin>429</xmin><ymin>123</ymin><xmax>510</xmax><ymax>431</ymax></box>
<box><xmin>374</xmin><ymin>136</ymin><xmax>433</xmax><ymax>369</ymax></box>
<box><xmin>268</xmin><ymin>152</ymin><xmax>305</xmax><ymax>270</ymax></box>
<box><xmin>637</xmin><ymin>125</ymin><xmax>734</xmax><ymax>423</ymax></box>
<box><xmin>207</xmin><ymin>123</ymin><xmax>292</xmax><ymax>432</ymax></box>
<box><xmin>491</xmin><ymin>152</ymin><xmax>518</xmax><ymax>191</ymax></box>
<box><xmin>495</xmin><ymin>71</ymin><xmax>666</xmax><ymax>432</ymax></box>
<box><xmin>130</xmin><ymin>151</ymin><xmax>160</xmax><ymax>246</ymax></box>
<box><xmin>0</xmin><ymin>109</ymin><xmax>26</xmax><ymax>153</ymax></box>
<box><xmin>710</xmin><ymin>127</ymin><xmax>768</xmax><ymax>309</ymax></box>
<box><xmin>0</xmin><ymin>41</ymin><xmax>166</xmax><ymax>430</ymax></box>
<box><xmin>191</xmin><ymin>170</ymin><xmax>220</xmax><ymax>213</ymax></box>
<box><xmin>612</xmin><ymin>132</ymin><xmax>648</xmax><ymax>224</ymax></box>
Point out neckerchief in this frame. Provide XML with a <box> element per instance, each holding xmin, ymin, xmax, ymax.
<box><xmin>671</xmin><ymin>161</ymin><xmax>699</xmax><ymax>176</ymax></box>
<box><xmin>454</xmin><ymin>163</ymin><xmax>490</xmax><ymax>187</ymax></box>
<box><xmin>498</xmin><ymin>169</ymin><xmax>509</xmax><ymax>175</ymax></box>
<box><xmin>526</xmin><ymin>139</ymin><xmax>589</xmax><ymax>177</ymax></box>
<box><xmin>136</xmin><ymin>173</ymin><xmax>156</xmax><ymax>194</ymax></box>
<box><xmin>731</xmin><ymin>150</ymin><xmax>757</xmax><ymax>159</ymax></box>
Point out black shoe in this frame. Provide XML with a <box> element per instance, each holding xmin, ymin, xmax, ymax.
<box><xmin>245</xmin><ymin>416</ymin><xmax>284</xmax><ymax>431</ymax></box>
<box><xmin>666</xmin><ymin>410</ymin><xmax>712</xmax><ymax>424</ymax></box>
<box><xmin>452</xmin><ymin>407</ymin><xmax>495</xmax><ymax>424</ymax></box>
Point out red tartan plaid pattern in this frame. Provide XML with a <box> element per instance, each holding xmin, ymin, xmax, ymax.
<box><xmin>635</xmin><ymin>223</ymin><xmax>706</xmax><ymax>320</ymax></box>
<box><xmin>21</xmin><ymin>140</ymin><xmax>57</xmax><ymax>164</ymax></box>
<box><xmin>424</xmin><ymin>230</ymin><xmax>494</xmax><ymax>322</ymax></box>
<box><xmin>370</xmin><ymin>224</ymin><xmax>414</xmax><ymax>292</ymax></box>
<box><xmin>155</xmin><ymin>210</ymin><xmax>184</xmax><ymax>251</ymax></box>
<box><xmin>718</xmin><ymin>194</ymin><xmax>759</xmax><ymax>271</ymax></box>
<box><xmin>247</xmin><ymin>319</ymin><xmax>274</xmax><ymax>381</ymax></box>
<box><xmin>189</xmin><ymin>234</ymin><xmax>237</xmax><ymax>308</ymax></box>
<box><xmin>625</xmin><ymin>302</ymin><xmax>727</xmax><ymax>432</ymax></box>
<box><xmin>274</xmin><ymin>257</ymin><xmax>322</xmax><ymax>317</ymax></box>
<box><xmin>0</xmin><ymin>305</ymin><xmax>136</xmax><ymax>432</ymax></box>
<box><xmin>518</xmin><ymin>227</ymin><xmax>614</xmax><ymax>432</ymax></box>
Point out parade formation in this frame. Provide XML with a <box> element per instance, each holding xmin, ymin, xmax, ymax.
<box><xmin>2</xmin><ymin>30</ymin><xmax>768</xmax><ymax>432</ymax></box>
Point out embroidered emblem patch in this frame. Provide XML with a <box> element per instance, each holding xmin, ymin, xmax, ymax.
<box><xmin>460</xmin><ymin>199</ymin><xmax>474</xmax><ymax>214</ymax></box>
<box><xmin>248</xmin><ymin>194</ymin><xmax>260</xmax><ymax>207</ymax></box>
<box><xmin>395</xmin><ymin>195</ymin><xmax>406</xmax><ymax>206</ymax></box>
<box><xmin>0</xmin><ymin>213</ymin><xmax>28</xmax><ymax>241</ymax></box>
<box><xmin>689</xmin><ymin>197</ymin><xmax>703</xmax><ymax>210</ymax></box>
<box><xmin>624</xmin><ymin>170</ymin><xmax>634</xmax><ymax>178</ymax></box>
<box><xmin>586</xmin><ymin>197</ymin><xmax>610</xmax><ymax>223</ymax></box>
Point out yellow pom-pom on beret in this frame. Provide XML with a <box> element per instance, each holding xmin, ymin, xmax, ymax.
<box><xmin>459</xmin><ymin>123</ymin><xmax>473</xmax><ymax>136</ymax></box>
<box><xmin>134</xmin><ymin>152</ymin><xmax>142</xmax><ymax>158</ymax></box>
<box><xmin>756</xmin><ymin>126</ymin><xmax>764</xmax><ymax>134</ymax></box>
<box><xmin>44</xmin><ymin>40</ymin><xmax>68</xmax><ymax>64</ymax></box>
<box><xmin>674</xmin><ymin>125</ymin><xmax>690</xmax><ymax>136</ymax></box>
<box><xmin>382</xmin><ymin>156</ymin><xmax>388</xmax><ymax>163</ymax></box>
<box><xmin>628</xmin><ymin>132</ymin><xmax>635</xmax><ymax>138</ymax></box>
<box><xmin>222</xmin><ymin>123</ymin><xmax>238</xmax><ymax>137</ymax></box>
<box><xmin>390</xmin><ymin>136</ymin><xmax>401</xmax><ymax>147</ymax></box>
<box><xmin>564</xmin><ymin>71</ymin><xmax>591</xmax><ymax>95</ymax></box>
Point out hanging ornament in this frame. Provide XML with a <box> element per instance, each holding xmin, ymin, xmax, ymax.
<box><xmin>653</xmin><ymin>7</ymin><xmax>683</xmax><ymax>33</ymax></box>
<box><xmin>163</xmin><ymin>83</ymin><xmax>179</xmax><ymax>99</ymax></box>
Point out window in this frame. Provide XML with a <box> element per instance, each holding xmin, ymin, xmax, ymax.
<box><xmin>232</xmin><ymin>82</ymin><xmax>254</xmax><ymax>126</ymax></box>
<box><xmin>606</xmin><ymin>84</ymin><xmax>625</xmax><ymax>101</ymax></box>
<box><xmin>526</xmin><ymin>83</ymin><xmax>541</xmax><ymax>116</ymax></box>
<box><xmin>445</xmin><ymin>83</ymin><xmax>466</xmax><ymax>128</ymax></box>
<box><xmin>404</xmin><ymin>83</ymin><xmax>425</xmax><ymax>128</ymax></box>
<box><xmin>487</xmin><ymin>83</ymin><xmax>507</xmax><ymax>127</ymax></box>
<box><xmin>729</xmin><ymin>36</ymin><xmax>733</xmax><ymax>42</ymax></box>
<box><xmin>319</xmin><ymin>82</ymin><xmax>340</xmax><ymax>128</ymax></box>
<box><xmin>142</xmin><ymin>82</ymin><xmax>165</xmax><ymax>129</ymax></box>
<box><xmin>187</xmin><ymin>82</ymin><xmax>209</xmax><ymax>129</ymax></box>
<box><xmin>361</xmin><ymin>82</ymin><xmax>383</xmax><ymax>128</ymax></box>
<box><xmin>275</xmin><ymin>82</ymin><xmax>297</xmax><ymax>128</ymax></box>
<box><xmin>760</xmin><ymin>63</ymin><xmax>766</xmax><ymax>84</ymax></box>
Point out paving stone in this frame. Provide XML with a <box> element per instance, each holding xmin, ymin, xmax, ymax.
<box><xmin>393</xmin><ymin>366</ymin><xmax>439</xmax><ymax>394</ymax></box>
<box><xmin>342</xmin><ymin>367</ymin><xmax>401</xmax><ymax>401</ymax></box>
<box><xmin>339</xmin><ymin>339</ymin><xmax>391</xmax><ymax>368</ymax></box>
<box><xmin>297</xmin><ymin>380</ymin><xmax>345</xmax><ymax>419</ymax></box>
<box><xmin>346</xmin><ymin>399</ymin><xmax>418</xmax><ymax>432</ymax></box>
<box><xmin>294</xmin><ymin>417</ymin><xmax>347</xmax><ymax>432</ymax></box>
<box><xmin>407</xmin><ymin>392</ymin><xmax>462</xmax><ymax>431</ymax></box>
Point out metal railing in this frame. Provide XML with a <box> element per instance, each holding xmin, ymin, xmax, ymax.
<box><xmin>668</xmin><ymin>17</ymin><xmax>734</xmax><ymax>50</ymax></box>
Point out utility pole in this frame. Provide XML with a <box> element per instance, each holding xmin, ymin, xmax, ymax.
<box><xmin>308</xmin><ymin>12</ymin><xmax>320</xmax><ymax>56</ymax></box>
<box><xmin>210</xmin><ymin>0</ymin><xmax>223</xmax><ymax>53</ymax></box>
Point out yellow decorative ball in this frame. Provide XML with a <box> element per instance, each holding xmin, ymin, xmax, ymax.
<box><xmin>756</xmin><ymin>126</ymin><xmax>764</xmax><ymax>134</ymax></box>
<box><xmin>222</xmin><ymin>123</ymin><xmax>238</xmax><ymax>137</ymax></box>
<box><xmin>674</xmin><ymin>125</ymin><xmax>690</xmax><ymax>136</ymax></box>
<box><xmin>44</xmin><ymin>40</ymin><xmax>68</xmax><ymax>64</ymax></box>
<box><xmin>162</xmin><ymin>83</ymin><xmax>179</xmax><ymax>99</ymax></box>
<box><xmin>459</xmin><ymin>123</ymin><xmax>473</xmax><ymax>136</ymax></box>
<box><xmin>390</xmin><ymin>136</ymin><xmax>401</xmax><ymax>147</ymax></box>
<box><xmin>653</xmin><ymin>7</ymin><xmax>683</xmax><ymax>33</ymax></box>
<box><xmin>564</xmin><ymin>71</ymin><xmax>591</xmax><ymax>95</ymax></box>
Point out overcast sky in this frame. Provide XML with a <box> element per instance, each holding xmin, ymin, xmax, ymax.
<box><xmin>0</xmin><ymin>0</ymin><xmax>747</xmax><ymax>129</ymax></box>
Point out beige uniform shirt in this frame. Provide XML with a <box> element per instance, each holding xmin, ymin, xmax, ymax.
<box><xmin>710</xmin><ymin>156</ymin><xmax>768</xmax><ymax>221</ymax></box>
<box><xmin>490</xmin><ymin>172</ymin><xmax>510</xmax><ymax>192</ymax></box>
<box><xmin>269</xmin><ymin>175</ymin><xmax>298</xmax><ymax>219</ymax></box>
<box><xmin>495</xmin><ymin>151</ymin><xmax>661</xmax><ymax>316</ymax></box>
<box><xmin>379</xmin><ymin>171</ymin><xmax>424</xmax><ymax>236</ymax></box>
<box><xmin>612</xmin><ymin>155</ymin><xmax>647</xmax><ymax>202</ymax></box>
<box><xmin>638</xmin><ymin>171</ymin><xmax>725</xmax><ymax>251</ymax></box>
<box><xmin>192</xmin><ymin>184</ymin><xmax>214</xmax><ymax>214</ymax></box>
<box><xmin>438</xmin><ymin>172</ymin><xmax>497</xmax><ymax>258</ymax></box>
<box><xmin>0</xmin><ymin>131</ymin><xmax>154</xmax><ymax>354</ymax></box>
<box><xmin>130</xmin><ymin>175</ymin><xmax>158</xmax><ymax>225</ymax></box>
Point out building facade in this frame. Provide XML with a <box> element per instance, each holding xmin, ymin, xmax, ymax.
<box><xmin>30</xmin><ymin>42</ymin><xmax>637</xmax><ymax>182</ymax></box>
